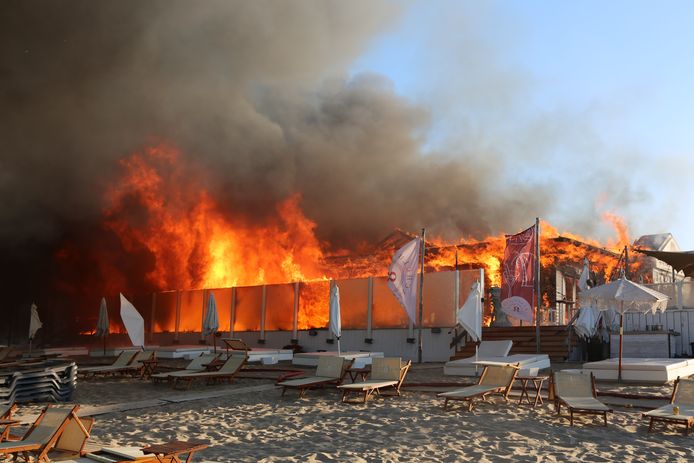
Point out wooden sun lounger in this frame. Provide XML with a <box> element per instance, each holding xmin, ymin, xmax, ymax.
<box><xmin>338</xmin><ymin>358</ymin><xmax>412</xmax><ymax>403</ymax></box>
<box><xmin>0</xmin><ymin>404</ymin><xmax>85</xmax><ymax>462</ymax></box>
<box><xmin>0</xmin><ymin>402</ymin><xmax>18</xmax><ymax>442</ymax></box>
<box><xmin>438</xmin><ymin>363</ymin><xmax>519</xmax><ymax>411</ymax></box>
<box><xmin>643</xmin><ymin>377</ymin><xmax>694</xmax><ymax>435</ymax></box>
<box><xmin>78</xmin><ymin>351</ymin><xmax>138</xmax><ymax>377</ymax></box>
<box><xmin>105</xmin><ymin>350</ymin><xmax>157</xmax><ymax>378</ymax></box>
<box><xmin>278</xmin><ymin>356</ymin><xmax>352</xmax><ymax>398</ymax></box>
<box><xmin>151</xmin><ymin>353</ymin><xmax>220</xmax><ymax>384</ymax></box>
<box><xmin>172</xmin><ymin>355</ymin><xmax>247</xmax><ymax>390</ymax></box>
<box><xmin>552</xmin><ymin>371</ymin><xmax>612</xmax><ymax>426</ymax></box>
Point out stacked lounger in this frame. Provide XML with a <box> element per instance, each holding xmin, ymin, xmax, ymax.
<box><xmin>0</xmin><ymin>360</ymin><xmax>77</xmax><ymax>405</ymax></box>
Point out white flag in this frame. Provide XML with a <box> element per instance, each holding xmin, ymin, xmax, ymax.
<box><xmin>29</xmin><ymin>303</ymin><xmax>42</xmax><ymax>340</ymax></box>
<box><xmin>387</xmin><ymin>237</ymin><xmax>421</xmax><ymax>323</ymax></box>
<box><xmin>120</xmin><ymin>293</ymin><xmax>145</xmax><ymax>348</ymax></box>
<box><xmin>578</xmin><ymin>258</ymin><xmax>590</xmax><ymax>291</ymax></box>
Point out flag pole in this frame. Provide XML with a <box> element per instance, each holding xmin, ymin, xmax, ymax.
<box><xmin>418</xmin><ymin>228</ymin><xmax>426</xmax><ymax>364</ymax></box>
<box><xmin>535</xmin><ymin>217</ymin><xmax>541</xmax><ymax>354</ymax></box>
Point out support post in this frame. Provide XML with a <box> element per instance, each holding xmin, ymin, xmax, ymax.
<box><xmin>259</xmin><ymin>285</ymin><xmax>267</xmax><ymax>344</ymax></box>
<box><xmin>418</xmin><ymin>228</ymin><xmax>426</xmax><ymax>364</ymax></box>
<box><xmin>173</xmin><ymin>291</ymin><xmax>181</xmax><ymax>344</ymax></box>
<box><xmin>365</xmin><ymin>277</ymin><xmax>373</xmax><ymax>343</ymax></box>
<box><xmin>292</xmin><ymin>283</ymin><xmax>299</xmax><ymax>343</ymax></box>
<box><xmin>535</xmin><ymin>217</ymin><xmax>542</xmax><ymax>354</ymax></box>
<box><xmin>230</xmin><ymin>287</ymin><xmax>237</xmax><ymax>338</ymax></box>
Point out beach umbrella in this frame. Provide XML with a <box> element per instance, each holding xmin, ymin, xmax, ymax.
<box><xmin>202</xmin><ymin>292</ymin><xmax>220</xmax><ymax>353</ymax></box>
<box><xmin>456</xmin><ymin>281</ymin><xmax>482</xmax><ymax>343</ymax></box>
<box><xmin>574</xmin><ymin>305</ymin><xmax>600</xmax><ymax>339</ymax></box>
<box><xmin>119</xmin><ymin>293</ymin><xmax>145</xmax><ymax>348</ymax></box>
<box><xmin>95</xmin><ymin>297</ymin><xmax>110</xmax><ymax>355</ymax></box>
<box><xmin>329</xmin><ymin>283</ymin><xmax>341</xmax><ymax>355</ymax></box>
<box><xmin>457</xmin><ymin>281</ymin><xmax>482</xmax><ymax>373</ymax></box>
<box><xmin>578</xmin><ymin>258</ymin><xmax>591</xmax><ymax>291</ymax></box>
<box><xmin>579</xmin><ymin>276</ymin><xmax>668</xmax><ymax>381</ymax></box>
<box><xmin>29</xmin><ymin>303</ymin><xmax>42</xmax><ymax>355</ymax></box>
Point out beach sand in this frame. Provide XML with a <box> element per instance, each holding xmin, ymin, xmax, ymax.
<box><xmin>10</xmin><ymin>362</ymin><xmax>693</xmax><ymax>462</ymax></box>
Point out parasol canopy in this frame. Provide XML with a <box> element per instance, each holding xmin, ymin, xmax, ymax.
<box><xmin>579</xmin><ymin>276</ymin><xmax>669</xmax><ymax>314</ymax></box>
<box><xmin>95</xmin><ymin>297</ymin><xmax>110</xmax><ymax>337</ymax></box>
<box><xmin>579</xmin><ymin>276</ymin><xmax>668</xmax><ymax>381</ymax></box>
<box><xmin>329</xmin><ymin>283</ymin><xmax>341</xmax><ymax>355</ymax></box>
<box><xmin>119</xmin><ymin>293</ymin><xmax>144</xmax><ymax>348</ymax></box>
<box><xmin>456</xmin><ymin>281</ymin><xmax>482</xmax><ymax>342</ymax></box>
<box><xmin>574</xmin><ymin>305</ymin><xmax>600</xmax><ymax>339</ymax></box>
<box><xmin>29</xmin><ymin>303</ymin><xmax>42</xmax><ymax>340</ymax></box>
<box><xmin>202</xmin><ymin>292</ymin><xmax>219</xmax><ymax>337</ymax></box>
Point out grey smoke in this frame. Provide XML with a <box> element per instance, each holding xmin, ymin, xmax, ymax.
<box><xmin>0</xmin><ymin>0</ymin><xmax>558</xmax><ymax>259</ymax></box>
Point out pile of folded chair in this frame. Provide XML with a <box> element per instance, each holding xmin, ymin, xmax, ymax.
<box><xmin>0</xmin><ymin>359</ymin><xmax>77</xmax><ymax>405</ymax></box>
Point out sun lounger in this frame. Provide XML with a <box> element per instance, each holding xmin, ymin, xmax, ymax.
<box><xmin>0</xmin><ymin>404</ymin><xmax>85</xmax><ymax>462</ymax></box>
<box><xmin>0</xmin><ymin>402</ymin><xmax>17</xmax><ymax>442</ymax></box>
<box><xmin>78</xmin><ymin>351</ymin><xmax>137</xmax><ymax>377</ymax></box>
<box><xmin>643</xmin><ymin>377</ymin><xmax>694</xmax><ymax>435</ymax></box>
<box><xmin>45</xmin><ymin>416</ymin><xmax>94</xmax><ymax>461</ymax></box>
<box><xmin>172</xmin><ymin>355</ymin><xmax>247</xmax><ymax>390</ymax></box>
<box><xmin>98</xmin><ymin>350</ymin><xmax>156</xmax><ymax>378</ymax></box>
<box><xmin>438</xmin><ymin>363</ymin><xmax>519</xmax><ymax>411</ymax></box>
<box><xmin>443</xmin><ymin>340</ymin><xmax>513</xmax><ymax>376</ymax></box>
<box><xmin>337</xmin><ymin>358</ymin><xmax>412</xmax><ymax>403</ymax></box>
<box><xmin>552</xmin><ymin>371</ymin><xmax>612</xmax><ymax>426</ymax></box>
<box><xmin>278</xmin><ymin>356</ymin><xmax>352</xmax><ymax>398</ymax></box>
<box><xmin>150</xmin><ymin>353</ymin><xmax>220</xmax><ymax>384</ymax></box>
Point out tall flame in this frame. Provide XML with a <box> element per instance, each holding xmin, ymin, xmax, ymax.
<box><xmin>64</xmin><ymin>143</ymin><xmax>647</xmax><ymax>333</ymax></box>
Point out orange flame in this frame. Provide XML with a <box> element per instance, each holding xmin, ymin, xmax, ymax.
<box><xmin>91</xmin><ymin>144</ymin><xmax>646</xmax><ymax>333</ymax></box>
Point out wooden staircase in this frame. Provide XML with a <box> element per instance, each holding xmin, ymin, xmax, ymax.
<box><xmin>451</xmin><ymin>326</ymin><xmax>577</xmax><ymax>362</ymax></box>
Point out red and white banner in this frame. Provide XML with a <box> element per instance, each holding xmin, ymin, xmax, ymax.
<box><xmin>501</xmin><ymin>225</ymin><xmax>536</xmax><ymax>322</ymax></box>
<box><xmin>388</xmin><ymin>237</ymin><xmax>421</xmax><ymax>324</ymax></box>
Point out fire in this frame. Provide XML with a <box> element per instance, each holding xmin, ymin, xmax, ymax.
<box><xmin>102</xmin><ymin>145</ymin><xmax>329</xmax><ymax>330</ymax></box>
<box><xmin>65</xmin><ymin>143</ymin><xmax>645</xmax><ymax>334</ymax></box>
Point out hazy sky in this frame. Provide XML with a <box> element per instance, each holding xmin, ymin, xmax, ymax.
<box><xmin>353</xmin><ymin>0</ymin><xmax>694</xmax><ymax>249</ymax></box>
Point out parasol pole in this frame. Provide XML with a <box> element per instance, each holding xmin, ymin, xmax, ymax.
<box><xmin>417</xmin><ymin>228</ymin><xmax>426</xmax><ymax>364</ymax></box>
<box><xmin>535</xmin><ymin>217</ymin><xmax>541</xmax><ymax>353</ymax></box>
<box><xmin>618</xmin><ymin>301</ymin><xmax>624</xmax><ymax>383</ymax></box>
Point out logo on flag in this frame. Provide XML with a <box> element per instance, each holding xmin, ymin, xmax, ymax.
<box><xmin>387</xmin><ymin>237</ymin><xmax>421</xmax><ymax>323</ymax></box>
<box><xmin>501</xmin><ymin>225</ymin><xmax>536</xmax><ymax>322</ymax></box>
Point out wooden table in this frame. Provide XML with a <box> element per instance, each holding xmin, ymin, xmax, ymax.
<box><xmin>516</xmin><ymin>375</ymin><xmax>548</xmax><ymax>407</ymax></box>
<box><xmin>141</xmin><ymin>439</ymin><xmax>209</xmax><ymax>463</ymax></box>
<box><xmin>346</xmin><ymin>366</ymin><xmax>371</xmax><ymax>383</ymax></box>
<box><xmin>0</xmin><ymin>419</ymin><xmax>21</xmax><ymax>441</ymax></box>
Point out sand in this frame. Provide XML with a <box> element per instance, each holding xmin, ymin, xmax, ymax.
<box><xmin>9</xmin><ymin>362</ymin><xmax>694</xmax><ymax>462</ymax></box>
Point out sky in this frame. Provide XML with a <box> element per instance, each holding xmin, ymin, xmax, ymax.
<box><xmin>352</xmin><ymin>0</ymin><xmax>694</xmax><ymax>249</ymax></box>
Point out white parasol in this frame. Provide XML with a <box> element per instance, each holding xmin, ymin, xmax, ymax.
<box><xmin>574</xmin><ymin>305</ymin><xmax>600</xmax><ymax>339</ymax></box>
<box><xmin>29</xmin><ymin>303</ymin><xmax>42</xmax><ymax>355</ymax></box>
<box><xmin>202</xmin><ymin>292</ymin><xmax>220</xmax><ymax>353</ymax></box>
<box><xmin>456</xmin><ymin>281</ymin><xmax>482</xmax><ymax>342</ymax></box>
<box><xmin>579</xmin><ymin>276</ymin><xmax>668</xmax><ymax>381</ymax></box>
<box><xmin>329</xmin><ymin>283</ymin><xmax>341</xmax><ymax>355</ymax></box>
<box><xmin>95</xmin><ymin>297</ymin><xmax>110</xmax><ymax>355</ymax></box>
<box><xmin>119</xmin><ymin>293</ymin><xmax>145</xmax><ymax>348</ymax></box>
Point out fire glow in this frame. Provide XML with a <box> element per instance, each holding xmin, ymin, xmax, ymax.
<box><xmin>77</xmin><ymin>144</ymin><xmax>641</xmax><ymax>333</ymax></box>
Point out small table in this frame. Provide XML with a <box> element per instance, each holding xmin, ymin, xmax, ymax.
<box><xmin>141</xmin><ymin>439</ymin><xmax>209</xmax><ymax>463</ymax></box>
<box><xmin>346</xmin><ymin>367</ymin><xmax>371</xmax><ymax>383</ymax></box>
<box><xmin>141</xmin><ymin>359</ymin><xmax>158</xmax><ymax>379</ymax></box>
<box><xmin>0</xmin><ymin>419</ymin><xmax>21</xmax><ymax>441</ymax></box>
<box><xmin>516</xmin><ymin>375</ymin><xmax>548</xmax><ymax>407</ymax></box>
